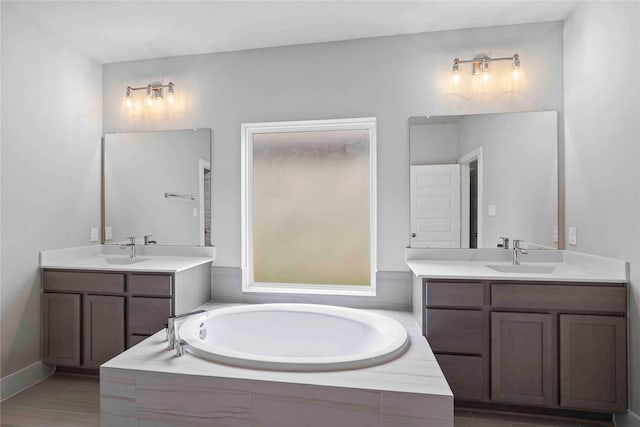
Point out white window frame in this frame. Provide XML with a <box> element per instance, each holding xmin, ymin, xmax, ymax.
<box><xmin>241</xmin><ymin>117</ymin><xmax>377</xmax><ymax>296</ymax></box>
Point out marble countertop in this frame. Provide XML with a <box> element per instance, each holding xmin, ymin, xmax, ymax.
<box><xmin>102</xmin><ymin>303</ymin><xmax>452</xmax><ymax>398</ymax></box>
<box><xmin>405</xmin><ymin>249</ymin><xmax>628</xmax><ymax>283</ymax></box>
<box><xmin>40</xmin><ymin>245</ymin><xmax>215</xmax><ymax>273</ymax></box>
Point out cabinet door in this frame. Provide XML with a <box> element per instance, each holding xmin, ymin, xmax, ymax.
<box><xmin>560</xmin><ymin>314</ymin><xmax>627</xmax><ymax>412</ymax></box>
<box><xmin>491</xmin><ymin>312</ymin><xmax>553</xmax><ymax>406</ymax></box>
<box><xmin>43</xmin><ymin>293</ymin><xmax>81</xmax><ymax>366</ymax></box>
<box><xmin>83</xmin><ymin>295</ymin><xmax>125</xmax><ymax>368</ymax></box>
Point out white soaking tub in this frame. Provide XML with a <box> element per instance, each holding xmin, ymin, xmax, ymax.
<box><xmin>177</xmin><ymin>303</ymin><xmax>409</xmax><ymax>371</ymax></box>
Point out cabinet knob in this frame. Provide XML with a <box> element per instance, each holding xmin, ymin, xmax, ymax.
<box><xmin>411</xmin><ymin>233</ymin><xmax>416</xmax><ymax>238</ymax></box>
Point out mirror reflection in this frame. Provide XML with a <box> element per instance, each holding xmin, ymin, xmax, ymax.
<box><xmin>103</xmin><ymin>129</ymin><xmax>212</xmax><ymax>246</ymax></box>
<box><xmin>409</xmin><ymin>111</ymin><xmax>557</xmax><ymax>249</ymax></box>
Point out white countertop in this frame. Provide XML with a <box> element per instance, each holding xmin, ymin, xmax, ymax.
<box><xmin>405</xmin><ymin>249</ymin><xmax>628</xmax><ymax>283</ymax></box>
<box><xmin>40</xmin><ymin>245</ymin><xmax>215</xmax><ymax>273</ymax></box>
<box><xmin>102</xmin><ymin>303</ymin><xmax>452</xmax><ymax>397</ymax></box>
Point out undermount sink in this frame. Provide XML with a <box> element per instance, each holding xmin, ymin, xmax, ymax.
<box><xmin>75</xmin><ymin>257</ymin><xmax>150</xmax><ymax>266</ymax></box>
<box><xmin>487</xmin><ymin>264</ymin><xmax>557</xmax><ymax>274</ymax></box>
<box><xmin>104</xmin><ymin>257</ymin><xmax>150</xmax><ymax>265</ymax></box>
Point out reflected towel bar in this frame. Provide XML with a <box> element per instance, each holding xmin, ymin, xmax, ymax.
<box><xmin>164</xmin><ymin>192</ymin><xmax>196</xmax><ymax>200</ymax></box>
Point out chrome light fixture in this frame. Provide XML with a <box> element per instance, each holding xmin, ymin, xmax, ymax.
<box><xmin>124</xmin><ymin>82</ymin><xmax>175</xmax><ymax>108</ymax></box>
<box><xmin>451</xmin><ymin>54</ymin><xmax>521</xmax><ymax>82</ymax></box>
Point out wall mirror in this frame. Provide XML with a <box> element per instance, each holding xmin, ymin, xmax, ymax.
<box><xmin>103</xmin><ymin>129</ymin><xmax>212</xmax><ymax>246</ymax></box>
<box><xmin>409</xmin><ymin>111</ymin><xmax>558</xmax><ymax>249</ymax></box>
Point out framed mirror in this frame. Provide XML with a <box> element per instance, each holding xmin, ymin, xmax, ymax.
<box><xmin>409</xmin><ymin>111</ymin><xmax>558</xmax><ymax>249</ymax></box>
<box><xmin>103</xmin><ymin>129</ymin><xmax>212</xmax><ymax>246</ymax></box>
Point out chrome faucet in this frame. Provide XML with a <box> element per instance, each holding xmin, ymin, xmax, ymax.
<box><xmin>512</xmin><ymin>239</ymin><xmax>528</xmax><ymax>265</ymax></box>
<box><xmin>119</xmin><ymin>236</ymin><xmax>136</xmax><ymax>258</ymax></box>
<box><xmin>144</xmin><ymin>234</ymin><xmax>157</xmax><ymax>245</ymax></box>
<box><xmin>167</xmin><ymin>309</ymin><xmax>207</xmax><ymax>356</ymax></box>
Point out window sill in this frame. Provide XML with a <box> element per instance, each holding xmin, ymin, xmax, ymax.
<box><xmin>243</xmin><ymin>283</ymin><xmax>376</xmax><ymax>297</ymax></box>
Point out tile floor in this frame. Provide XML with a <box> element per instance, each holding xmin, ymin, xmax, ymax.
<box><xmin>0</xmin><ymin>374</ymin><xmax>613</xmax><ymax>427</ymax></box>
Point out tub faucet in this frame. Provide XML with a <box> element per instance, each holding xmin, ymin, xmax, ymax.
<box><xmin>512</xmin><ymin>240</ymin><xmax>528</xmax><ymax>265</ymax></box>
<box><xmin>120</xmin><ymin>236</ymin><xmax>136</xmax><ymax>258</ymax></box>
<box><xmin>167</xmin><ymin>309</ymin><xmax>207</xmax><ymax>355</ymax></box>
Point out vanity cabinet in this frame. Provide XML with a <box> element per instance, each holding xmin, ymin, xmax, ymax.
<box><xmin>423</xmin><ymin>279</ymin><xmax>628</xmax><ymax>414</ymax></box>
<box><xmin>42</xmin><ymin>269</ymin><xmax>177</xmax><ymax>369</ymax></box>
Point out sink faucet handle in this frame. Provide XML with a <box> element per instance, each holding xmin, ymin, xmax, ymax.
<box><xmin>144</xmin><ymin>234</ymin><xmax>157</xmax><ymax>245</ymax></box>
<box><xmin>498</xmin><ymin>236</ymin><xmax>510</xmax><ymax>249</ymax></box>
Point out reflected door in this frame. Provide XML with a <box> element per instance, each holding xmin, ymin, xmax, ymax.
<box><xmin>410</xmin><ymin>164</ymin><xmax>461</xmax><ymax>248</ymax></box>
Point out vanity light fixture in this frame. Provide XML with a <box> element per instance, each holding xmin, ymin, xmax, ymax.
<box><xmin>124</xmin><ymin>82</ymin><xmax>175</xmax><ymax>108</ymax></box>
<box><xmin>451</xmin><ymin>53</ymin><xmax>521</xmax><ymax>82</ymax></box>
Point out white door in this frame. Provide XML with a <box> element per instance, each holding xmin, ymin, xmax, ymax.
<box><xmin>410</xmin><ymin>164</ymin><xmax>461</xmax><ymax>248</ymax></box>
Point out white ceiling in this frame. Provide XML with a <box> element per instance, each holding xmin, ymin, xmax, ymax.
<box><xmin>3</xmin><ymin>1</ymin><xmax>579</xmax><ymax>64</ymax></box>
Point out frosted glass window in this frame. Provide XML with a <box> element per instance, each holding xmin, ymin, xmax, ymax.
<box><xmin>242</xmin><ymin>119</ymin><xmax>376</xmax><ymax>293</ymax></box>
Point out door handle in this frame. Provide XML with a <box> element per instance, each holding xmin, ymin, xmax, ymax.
<box><xmin>411</xmin><ymin>233</ymin><xmax>416</xmax><ymax>238</ymax></box>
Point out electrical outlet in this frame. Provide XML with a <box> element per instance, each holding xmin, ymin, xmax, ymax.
<box><xmin>568</xmin><ymin>227</ymin><xmax>577</xmax><ymax>246</ymax></box>
<box><xmin>90</xmin><ymin>227</ymin><xmax>99</xmax><ymax>242</ymax></box>
<box><xmin>553</xmin><ymin>226</ymin><xmax>558</xmax><ymax>244</ymax></box>
<box><xmin>488</xmin><ymin>205</ymin><xmax>496</xmax><ymax>217</ymax></box>
<box><xmin>105</xmin><ymin>226</ymin><xmax>113</xmax><ymax>241</ymax></box>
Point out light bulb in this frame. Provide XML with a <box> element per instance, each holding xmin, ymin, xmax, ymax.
<box><xmin>452</xmin><ymin>73</ymin><xmax>460</xmax><ymax>83</ymax></box>
<box><xmin>482</xmin><ymin>72</ymin><xmax>490</xmax><ymax>82</ymax></box>
<box><xmin>125</xmin><ymin>87</ymin><xmax>133</xmax><ymax>108</ymax></box>
<box><xmin>146</xmin><ymin>84</ymin><xmax>154</xmax><ymax>106</ymax></box>
<box><xmin>167</xmin><ymin>82</ymin><xmax>175</xmax><ymax>104</ymax></box>
<box><xmin>512</xmin><ymin>54</ymin><xmax>521</xmax><ymax>80</ymax></box>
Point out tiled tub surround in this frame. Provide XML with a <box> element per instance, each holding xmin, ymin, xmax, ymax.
<box><xmin>407</xmin><ymin>248</ymin><xmax>629</xmax><ymax>419</ymax></box>
<box><xmin>100</xmin><ymin>303</ymin><xmax>454</xmax><ymax>427</ymax></box>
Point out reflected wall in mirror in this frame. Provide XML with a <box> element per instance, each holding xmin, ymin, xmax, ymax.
<box><xmin>409</xmin><ymin>111</ymin><xmax>558</xmax><ymax>249</ymax></box>
<box><xmin>103</xmin><ymin>129</ymin><xmax>212</xmax><ymax>246</ymax></box>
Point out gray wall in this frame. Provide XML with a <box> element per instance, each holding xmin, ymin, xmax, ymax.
<box><xmin>103</xmin><ymin>21</ymin><xmax>564</xmax><ymax>273</ymax></box>
<box><xmin>563</xmin><ymin>1</ymin><xmax>640</xmax><ymax>420</ymax></box>
<box><xmin>1</xmin><ymin>8</ymin><xmax>103</xmax><ymax>377</ymax></box>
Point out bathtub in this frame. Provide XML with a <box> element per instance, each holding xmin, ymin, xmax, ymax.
<box><xmin>177</xmin><ymin>303</ymin><xmax>409</xmax><ymax>371</ymax></box>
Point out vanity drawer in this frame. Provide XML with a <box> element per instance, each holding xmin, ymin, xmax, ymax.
<box><xmin>129</xmin><ymin>297</ymin><xmax>172</xmax><ymax>335</ymax></box>
<box><xmin>129</xmin><ymin>274</ymin><xmax>172</xmax><ymax>296</ymax></box>
<box><xmin>43</xmin><ymin>270</ymin><xmax>125</xmax><ymax>294</ymax></box>
<box><xmin>491</xmin><ymin>283</ymin><xmax>627</xmax><ymax>313</ymax></box>
<box><xmin>435</xmin><ymin>354</ymin><xmax>484</xmax><ymax>401</ymax></box>
<box><xmin>427</xmin><ymin>281</ymin><xmax>484</xmax><ymax>307</ymax></box>
<box><xmin>427</xmin><ymin>309</ymin><xmax>484</xmax><ymax>354</ymax></box>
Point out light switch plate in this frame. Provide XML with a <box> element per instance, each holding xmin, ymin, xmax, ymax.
<box><xmin>105</xmin><ymin>226</ymin><xmax>113</xmax><ymax>241</ymax></box>
<box><xmin>568</xmin><ymin>227</ymin><xmax>577</xmax><ymax>246</ymax></box>
<box><xmin>488</xmin><ymin>205</ymin><xmax>497</xmax><ymax>217</ymax></box>
<box><xmin>90</xmin><ymin>227</ymin><xmax>99</xmax><ymax>242</ymax></box>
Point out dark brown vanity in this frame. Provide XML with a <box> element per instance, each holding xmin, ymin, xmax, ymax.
<box><xmin>41</xmin><ymin>261</ymin><xmax>211</xmax><ymax>371</ymax></box>
<box><xmin>420</xmin><ymin>278</ymin><xmax>628</xmax><ymax>414</ymax></box>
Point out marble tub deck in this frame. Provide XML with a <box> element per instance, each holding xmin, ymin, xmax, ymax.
<box><xmin>100</xmin><ymin>303</ymin><xmax>453</xmax><ymax>427</ymax></box>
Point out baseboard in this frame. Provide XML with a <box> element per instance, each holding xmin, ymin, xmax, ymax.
<box><xmin>615</xmin><ymin>410</ymin><xmax>640</xmax><ymax>427</ymax></box>
<box><xmin>0</xmin><ymin>361</ymin><xmax>54</xmax><ymax>402</ymax></box>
